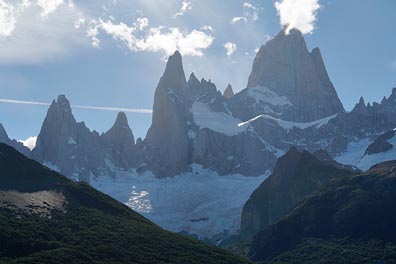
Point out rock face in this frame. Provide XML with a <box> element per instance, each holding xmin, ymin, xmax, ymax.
<box><xmin>249</xmin><ymin>160</ymin><xmax>396</xmax><ymax>262</ymax></box>
<box><xmin>223</xmin><ymin>84</ymin><xmax>234</xmax><ymax>99</ymax></box>
<box><xmin>240</xmin><ymin>147</ymin><xmax>352</xmax><ymax>238</ymax></box>
<box><xmin>143</xmin><ymin>51</ymin><xmax>192</xmax><ymax>177</ymax></box>
<box><xmin>365</xmin><ymin>130</ymin><xmax>395</xmax><ymax>155</ymax></box>
<box><xmin>0</xmin><ymin>123</ymin><xmax>31</xmax><ymax>158</ymax></box>
<box><xmin>32</xmin><ymin>95</ymin><xmax>136</xmax><ymax>181</ymax></box>
<box><xmin>233</xmin><ymin>29</ymin><xmax>344</xmax><ymax>122</ymax></box>
<box><xmin>143</xmin><ymin>51</ymin><xmax>280</xmax><ymax>177</ymax></box>
<box><xmin>102</xmin><ymin>112</ymin><xmax>137</xmax><ymax>169</ymax></box>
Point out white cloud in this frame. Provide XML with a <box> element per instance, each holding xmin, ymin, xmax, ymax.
<box><xmin>0</xmin><ymin>0</ymin><xmax>86</xmax><ymax>64</ymax></box>
<box><xmin>200</xmin><ymin>25</ymin><xmax>214</xmax><ymax>33</ymax></box>
<box><xmin>36</xmin><ymin>0</ymin><xmax>66</xmax><ymax>17</ymax></box>
<box><xmin>0</xmin><ymin>0</ymin><xmax>17</xmax><ymax>38</ymax></box>
<box><xmin>224</xmin><ymin>42</ymin><xmax>237</xmax><ymax>58</ymax></box>
<box><xmin>275</xmin><ymin>0</ymin><xmax>321</xmax><ymax>35</ymax></box>
<box><xmin>243</xmin><ymin>2</ymin><xmax>255</xmax><ymax>9</ymax></box>
<box><xmin>172</xmin><ymin>0</ymin><xmax>192</xmax><ymax>18</ymax></box>
<box><xmin>74</xmin><ymin>17</ymin><xmax>85</xmax><ymax>29</ymax></box>
<box><xmin>136</xmin><ymin>17</ymin><xmax>148</xmax><ymax>30</ymax></box>
<box><xmin>230</xmin><ymin>2</ymin><xmax>259</xmax><ymax>24</ymax></box>
<box><xmin>19</xmin><ymin>136</ymin><xmax>37</xmax><ymax>150</ymax></box>
<box><xmin>88</xmin><ymin>17</ymin><xmax>214</xmax><ymax>57</ymax></box>
<box><xmin>230</xmin><ymin>16</ymin><xmax>247</xmax><ymax>24</ymax></box>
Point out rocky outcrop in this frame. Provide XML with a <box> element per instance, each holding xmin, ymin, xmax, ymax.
<box><xmin>0</xmin><ymin>123</ymin><xmax>31</xmax><ymax>158</ymax></box>
<box><xmin>223</xmin><ymin>84</ymin><xmax>234</xmax><ymax>99</ymax></box>
<box><xmin>240</xmin><ymin>147</ymin><xmax>352</xmax><ymax>238</ymax></box>
<box><xmin>32</xmin><ymin>95</ymin><xmax>137</xmax><ymax>181</ymax></box>
<box><xmin>233</xmin><ymin>29</ymin><xmax>344</xmax><ymax>122</ymax></box>
<box><xmin>250</xmin><ymin>160</ymin><xmax>396</xmax><ymax>262</ymax></box>
<box><xmin>143</xmin><ymin>51</ymin><xmax>192</xmax><ymax>178</ymax></box>
<box><xmin>33</xmin><ymin>95</ymin><xmax>106</xmax><ymax>181</ymax></box>
<box><xmin>365</xmin><ymin>130</ymin><xmax>395</xmax><ymax>155</ymax></box>
<box><xmin>102</xmin><ymin>112</ymin><xmax>137</xmax><ymax>169</ymax></box>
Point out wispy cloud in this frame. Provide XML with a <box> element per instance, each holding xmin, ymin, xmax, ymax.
<box><xmin>0</xmin><ymin>0</ymin><xmax>86</xmax><ymax>64</ymax></box>
<box><xmin>275</xmin><ymin>0</ymin><xmax>321</xmax><ymax>35</ymax></box>
<box><xmin>224</xmin><ymin>42</ymin><xmax>237</xmax><ymax>58</ymax></box>
<box><xmin>172</xmin><ymin>0</ymin><xmax>192</xmax><ymax>18</ymax></box>
<box><xmin>230</xmin><ymin>2</ymin><xmax>258</xmax><ymax>24</ymax></box>
<box><xmin>87</xmin><ymin>16</ymin><xmax>214</xmax><ymax>57</ymax></box>
<box><xmin>0</xmin><ymin>98</ymin><xmax>153</xmax><ymax>114</ymax></box>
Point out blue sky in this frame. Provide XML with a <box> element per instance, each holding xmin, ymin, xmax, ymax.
<box><xmin>0</xmin><ymin>0</ymin><xmax>395</xmax><ymax>146</ymax></box>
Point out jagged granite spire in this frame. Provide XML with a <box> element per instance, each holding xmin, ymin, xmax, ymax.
<box><xmin>103</xmin><ymin>112</ymin><xmax>136</xmax><ymax>168</ymax></box>
<box><xmin>32</xmin><ymin>95</ymin><xmax>107</xmax><ymax>181</ymax></box>
<box><xmin>0</xmin><ymin>123</ymin><xmax>31</xmax><ymax>157</ymax></box>
<box><xmin>0</xmin><ymin>123</ymin><xmax>8</xmax><ymax>143</ymax></box>
<box><xmin>247</xmin><ymin>29</ymin><xmax>344</xmax><ymax>122</ymax></box>
<box><xmin>144</xmin><ymin>51</ymin><xmax>191</xmax><ymax>177</ymax></box>
<box><xmin>160</xmin><ymin>50</ymin><xmax>186</xmax><ymax>90</ymax></box>
<box><xmin>223</xmin><ymin>83</ymin><xmax>234</xmax><ymax>99</ymax></box>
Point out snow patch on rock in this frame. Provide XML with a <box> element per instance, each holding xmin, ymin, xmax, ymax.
<box><xmin>247</xmin><ymin>86</ymin><xmax>292</xmax><ymax>108</ymax></box>
<box><xmin>191</xmin><ymin>102</ymin><xmax>245</xmax><ymax>136</ymax></box>
<box><xmin>335</xmin><ymin>136</ymin><xmax>396</xmax><ymax>171</ymax></box>
<box><xmin>67</xmin><ymin>137</ymin><xmax>77</xmax><ymax>145</ymax></box>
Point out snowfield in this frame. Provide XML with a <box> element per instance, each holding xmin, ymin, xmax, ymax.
<box><xmin>335</xmin><ymin>135</ymin><xmax>396</xmax><ymax>171</ymax></box>
<box><xmin>91</xmin><ymin>164</ymin><xmax>268</xmax><ymax>239</ymax></box>
<box><xmin>191</xmin><ymin>102</ymin><xmax>244</xmax><ymax>136</ymax></box>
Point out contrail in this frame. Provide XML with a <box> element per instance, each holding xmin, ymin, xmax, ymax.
<box><xmin>0</xmin><ymin>98</ymin><xmax>153</xmax><ymax>114</ymax></box>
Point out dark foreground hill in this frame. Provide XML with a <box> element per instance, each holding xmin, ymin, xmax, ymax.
<box><xmin>240</xmin><ymin>148</ymin><xmax>353</xmax><ymax>238</ymax></box>
<box><xmin>0</xmin><ymin>143</ymin><xmax>250</xmax><ymax>264</ymax></box>
<box><xmin>250</xmin><ymin>159</ymin><xmax>396</xmax><ymax>263</ymax></box>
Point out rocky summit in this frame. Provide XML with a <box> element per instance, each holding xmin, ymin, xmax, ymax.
<box><xmin>32</xmin><ymin>95</ymin><xmax>137</xmax><ymax>181</ymax></box>
<box><xmin>0</xmin><ymin>123</ymin><xmax>31</xmax><ymax>158</ymax></box>
<box><xmin>4</xmin><ymin>29</ymin><xmax>396</xmax><ymax>181</ymax></box>
<box><xmin>240</xmin><ymin>29</ymin><xmax>344</xmax><ymax>122</ymax></box>
<box><xmin>223</xmin><ymin>84</ymin><xmax>235</xmax><ymax>99</ymax></box>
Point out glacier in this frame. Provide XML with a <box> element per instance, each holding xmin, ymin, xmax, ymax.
<box><xmin>91</xmin><ymin>164</ymin><xmax>269</xmax><ymax>239</ymax></box>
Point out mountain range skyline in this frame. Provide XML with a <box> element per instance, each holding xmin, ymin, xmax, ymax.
<box><xmin>0</xmin><ymin>0</ymin><xmax>395</xmax><ymax>145</ymax></box>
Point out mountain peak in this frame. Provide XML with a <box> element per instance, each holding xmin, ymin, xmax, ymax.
<box><xmin>56</xmin><ymin>94</ymin><xmax>72</xmax><ymax>110</ymax></box>
<box><xmin>0</xmin><ymin>123</ymin><xmax>9</xmax><ymax>143</ymax></box>
<box><xmin>241</xmin><ymin>146</ymin><xmax>349</xmax><ymax>238</ymax></box>
<box><xmin>114</xmin><ymin>112</ymin><xmax>128</xmax><ymax>127</ymax></box>
<box><xmin>223</xmin><ymin>83</ymin><xmax>234</xmax><ymax>99</ymax></box>
<box><xmin>161</xmin><ymin>50</ymin><xmax>186</xmax><ymax>89</ymax></box>
<box><xmin>188</xmin><ymin>72</ymin><xmax>200</xmax><ymax>86</ymax></box>
<box><xmin>246</xmin><ymin>29</ymin><xmax>344</xmax><ymax>122</ymax></box>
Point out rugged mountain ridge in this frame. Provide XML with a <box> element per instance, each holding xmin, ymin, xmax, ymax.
<box><xmin>2</xmin><ymin>29</ymin><xmax>396</xmax><ymax>180</ymax></box>
<box><xmin>249</xmin><ymin>159</ymin><xmax>396</xmax><ymax>263</ymax></box>
<box><xmin>32</xmin><ymin>95</ymin><xmax>138</xmax><ymax>181</ymax></box>
<box><xmin>0</xmin><ymin>123</ymin><xmax>31</xmax><ymax>158</ymax></box>
<box><xmin>240</xmin><ymin>148</ymin><xmax>352</xmax><ymax>238</ymax></box>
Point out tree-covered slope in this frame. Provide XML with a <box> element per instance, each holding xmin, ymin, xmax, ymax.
<box><xmin>250</xmin><ymin>159</ymin><xmax>396</xmax><ymax>263</ymax></box>
<box><xmin>0</xmin><ymin>143</ymin><xmax>250</xmax><ymax>264</ymax></box>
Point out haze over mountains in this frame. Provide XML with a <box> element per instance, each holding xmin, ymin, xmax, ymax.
<box><xmin>1</xmin><ymin>28</ymin><xmax>396</xmax><ymax>243</ymax></box>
